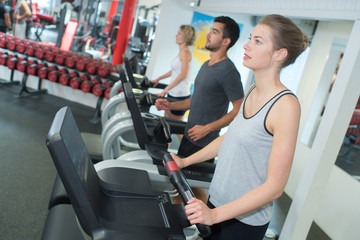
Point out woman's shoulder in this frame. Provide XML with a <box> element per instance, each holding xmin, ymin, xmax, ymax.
<box><xmin>180</xmin><ymin>48</ymin><xmax>192</xmax><ymax>61</ymax></box>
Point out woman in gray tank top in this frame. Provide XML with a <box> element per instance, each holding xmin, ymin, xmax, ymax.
<box><xmin>170</xmin><ymin>14</ymin><xmax>309</xmax><ymax>240</ymax></box>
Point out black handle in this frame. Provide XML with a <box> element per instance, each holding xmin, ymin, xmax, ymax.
<box><xmin>163</xmin><ymin>153</ymin><xmax>211</xmax><ymax>238</ymax></box>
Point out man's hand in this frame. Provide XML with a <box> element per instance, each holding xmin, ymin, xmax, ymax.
<box><xmin>155</xmin><ymin>98</ymin><xmax>171</xmax><ymax>111</ymax></box>
<box><xmin>187</xmin><ymin>125</ymin><xmax>211</xmax><ymax>142</ymax></box>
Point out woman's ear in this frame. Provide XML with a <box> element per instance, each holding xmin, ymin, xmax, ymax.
<box><xmin>275</xmin><ymin>48</ymin><xmax>288</xmax><ymax>62</ymax></box>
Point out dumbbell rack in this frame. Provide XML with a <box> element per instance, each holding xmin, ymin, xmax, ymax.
<box><xmin>0</xmin><ymin>32</ymin><xmax>120</xmax><ymax>123</ymax></box>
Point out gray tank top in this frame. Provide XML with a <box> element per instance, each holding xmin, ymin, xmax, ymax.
<box><xmin>208</xmin><ymin>85</ymin><xmax>294</xmax><ymax>226</ymax></box>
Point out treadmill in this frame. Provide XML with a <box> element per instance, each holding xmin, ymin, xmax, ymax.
<box><xmin>46</xmin><ymin>106</ymin><xmax>189</xmax><ymax>239</ymax></box>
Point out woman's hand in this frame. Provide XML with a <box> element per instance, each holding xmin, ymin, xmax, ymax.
<box><xmin>149</xmin><ymin>79</ymin><xmax>160</xmax><ymax>87</ymax></box>
<box><xmin>185</xmin><ymin>198</ymin><xmax>216</xmax><ymax>226</ymax></box>
<box><xmin>169</xmin><ymin>153</ymin><xmax>185</xmax><ymax>168</ymax></box>
<box><xmin>156</xmin><ymin>89</ymin><xmax>167</xmax><ymax>97</ymax></box>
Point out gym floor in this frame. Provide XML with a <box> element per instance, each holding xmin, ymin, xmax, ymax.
<box><xmin>0</xmin><ymin>84</ymin><xmax>101</xmax><ymax>239</ymax></box>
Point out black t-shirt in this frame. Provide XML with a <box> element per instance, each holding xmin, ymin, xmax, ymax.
<box><xmin>0</xmin><ymin>2</ymin><xmax>11</xmax><ymax>28</ymax></box>
<box><xmin>185</xmin><ymin>58</ymin><xmax>244</xmax><ymax>147</ymax></box>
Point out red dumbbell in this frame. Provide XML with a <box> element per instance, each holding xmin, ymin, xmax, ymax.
<box><xmin>26</xmin><ymin>45</ymin><xmax>35</xmax><ymax>56</ymax></box>
<box><xmin>35</xmin><ymin>48</ymin><xmax>45</xmax><ymax>59</ymax></box>
<box><xmin>0</xmin><ymin>37</ymin><xmax>7</xmax><ymax>48</ymax></box>
<box><xmin>55</xmin><ymin>53</ymin><xmax>65</xmax><ymax>65</ymax></box>
<box><xmin>48</xmin><ymin>70</ymin><xmax>61</xmax><ymax>82</ymax></box>
<box><xmin>104</xmin><ymin>88</ymin><xmax>112</xmax><ymax>100</ymax></box>
<box><xmin>65</xmin><ymin>56</ymin><xmax>78</xmax><ymax>69</ymax></box>
<box><xmin>0</xmin><ymin>53</ymin><xmax>8</xmax><ymax>65</ymax></box>
<box><xmin>92</xmin><ymin>84</ymin><xmax>107</xmax><ymax>97</ymax></box>
<box><xmin>16</xmin><ymin>43</ymin><xmax>26</xmax><ymax>54</ymax></box>
<box><xmin>58</xmin><ymin>68</ymin><xmax>69</xmax><ymax>75</ymax></box>
<box><xmin>86</xmin><ymin>62</ymin><xmax>97</xmax><ymax>75</ymax></box>
<box><xmin>27</xmin><ymin>59</ymin><xmax>38</xmax><ymax>65</ymax></box>
<box><xmin>27</xmin><ymin>64</ymin><xmax>40</xmax><ymax>75</ymax></box>
<box><xmin>45</xmin><ymin>51</ymin><xmax>55</xmax><ymax>62</ymax></box>
<box><xmin>7</xmin><ymin>40</ymin><xmax>16</xmax><ymax>51</ymax></box>
<box><xmin>69</xmin><ymin>77</ymin><xmax>84</xmax><ymax>89</ymax></box>
<box><xmin>16</xmin><ymin>60</ymin><xmax>29</xmax><ymax>73</ymax></box>
<box><xmin>75</xmin><ymin>56</ymin><xmax>90</xmax><ymax>72</ymax></box>
<box><xmin>37</xmin><ymin>62</ymin><xmax>48</xmax><ymax>69</ymax></box>
<box><xmin>79</xmin><ymin>74</ymin><xmax>91</xmax><ymax>82</ymax></box>
<box><xmin>68</xmin><ymin>71</ymin><xmax>79</xmax><ymax>78</ymax></box>
<box><xmin>90</xmin><ymin>77</ymin><xmax>101</xmax><ymax>85</ymax></box>
<box><xmin>38</xmin><ymin>67</ymin><xmax>51</xmax><ymax>79</ymax></box>
<box><xmin>6</xmin><ymin>57</ymin><xmax>18</xmax><ymax>70</ymax></box>
<box><xmin>58</xmin><ymin>73</ymin><xmax>71</xmax><ymax>86</ymax></box>
<box><xmin>102</xmin><ymin>80</ymin><xmax>114</xmax><ymax>89</ymax></box>
<box><xmin>97</xmin><ymin>64</ymin><xmax>110</xmax><ymax>78</ymax></box>
<box><xmin>47</xmin><ymin>65</ymin><xmax>59</xmax><ymax>71</ymax></box>
<box><xmin>80</xmin><ymin>80</ymin><xmax>95</xmax><ymax>93</ymax></box>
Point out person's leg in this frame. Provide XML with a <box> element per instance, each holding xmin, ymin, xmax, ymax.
<box><xmin>165</xmin><ymin>110</ymin><xmax>185</xmax><ymax>141</ymax></box>
<box><xmin>219</xmin><ymin>220</ymin><xmax>269</xmax><ymax>240</ymax></box>
<box><xmin>204</xmin><ymin>199</ymin><xmax>269</xmax><ymax>240</ymax></box>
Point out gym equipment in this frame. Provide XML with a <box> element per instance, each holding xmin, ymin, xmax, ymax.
<box><xmin>45</xmin><ymin>106</ymin><xmax>189</xmax><ymax>239</ymax></box>
<box><xmin>33</xmin><ymin>13</ymin><xmax>55</xmax><ymax>42</ymax></box>
<box><xmin>121</xmin><ymin>79</ymin><xmax>214</xmax><ymax>180</ymax></box>
<box><xmin>58</xmin><ymin>74</ymin><xmax>71</xmax><ymax>86</ymax></box>
<box><xmin>48</xmin><ymin>70</ymin><xmax>61</xmax><ymax>82</ymax></box>
<box><xmin>69</xmin><ymin>77</ymin><xmax>83</xmax><ymax>89</ymax></box>
<box><xmin>163</xmin><ymin>152</ymin><xmax>211</xmax><ymax>238</ymax></box>
<box><xmin>38</xmin><ymin>67</ymin><xmax>51</xmax><ymax>79</ymax></box>
<box><xmin>60</xmin><ymin>19</ymin><xmax>79</xmax><ymax>52</ymax></box>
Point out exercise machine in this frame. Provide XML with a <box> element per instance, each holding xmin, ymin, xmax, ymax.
<box><xmin>43</xmin><ymin>106</ymin><xmax>211</xmax><ymax>239</ymax></box>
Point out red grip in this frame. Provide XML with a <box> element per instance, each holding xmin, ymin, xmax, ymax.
<box><xmin>166</xmin><ymin>161</ymin><xmax>179</xmax><ymax>173</ymax></box>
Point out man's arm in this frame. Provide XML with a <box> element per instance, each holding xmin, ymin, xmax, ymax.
<box><xmin>155</xmin><ymin>98</ymin><xmax>191</xmax><ymax>111</ymax></box>
<box><xmin>187</xmin><ymin>98</ymin><xmax>243</xmax><ymax>142</ymax></box>
<box><xmin>4</xmin><ymin>13</ymin><xmax>11</xmax><ymax>30</ymax></box>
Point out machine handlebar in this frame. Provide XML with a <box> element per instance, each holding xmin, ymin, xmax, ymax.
<box><xmin>163</xmin><ymin>153</ymin><xmax>211</xmax><ymax>238</ymax></box>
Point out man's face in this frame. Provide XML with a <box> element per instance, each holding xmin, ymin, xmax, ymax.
<box><xmin>205</xmin><ymin>22</ymin><xmax>226</xmax><ymax>52</ymax></box>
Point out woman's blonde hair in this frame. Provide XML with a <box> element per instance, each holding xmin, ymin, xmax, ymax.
<box><xmin>180</xmin><ymin>25</ymin><xmax>196</xmax><ymax>46</ymax></box>
<box><xmin>259</xmin><ymin>14</ymin><xmax>309</xmax><ymax>68</ymax></box>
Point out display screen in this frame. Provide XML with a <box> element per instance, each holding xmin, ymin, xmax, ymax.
<box><xmin>61</xmin><ymin>111</ymin><xmax>90</xmax><ymax>186</ymax></box>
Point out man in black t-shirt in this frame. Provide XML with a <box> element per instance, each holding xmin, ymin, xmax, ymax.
<box><xmin>155</xmin><ymin>16</ymin><xmax>244</xmax><ymax>203</ymax></box>
<box><xmin>0</xmin><ymin>0</ymin><xmax>12</xmax><ymax>33</ymax></box>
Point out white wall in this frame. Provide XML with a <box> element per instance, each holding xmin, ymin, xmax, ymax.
<box><xmin>145</xmin><ymin>0</ymin><xmax>194</xmax><ymax>80</ymax></box>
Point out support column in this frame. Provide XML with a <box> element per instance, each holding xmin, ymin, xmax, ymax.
<box><xmin>279</xmin><ymin>20</ymin><xmax>360</xmax><ymax>240</ymax></box>
<box><xmin>112</xmin><ymin>0</ymin><xmax>137</xmax><ymax>65</ymax></box>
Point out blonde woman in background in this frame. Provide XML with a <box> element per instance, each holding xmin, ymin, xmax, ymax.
<box><xmin>150</xmin><ymin>25</ymin><xmax>196</xmax><ymax>127</ymax></box>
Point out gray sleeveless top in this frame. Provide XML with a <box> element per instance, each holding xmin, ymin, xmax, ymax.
<box><xmin>208</xmin><ymin>85</ymin><xmax>294</xmax><ymax>226</ymax></box>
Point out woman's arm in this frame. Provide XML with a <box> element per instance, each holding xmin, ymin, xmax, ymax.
<box><xmin>150</xmin><ymin>70</ymin><xmax>172</xmax><ymax>87</ymax></box>
<box><xmin>185</xmin><ymin>95</ymin><xmax>300</xmax><ymax>226</ymax></box>
<box><xmin>17</xmin><ymin>1</ymin><xmax>31</xmax><ymax>20</ymax></box>
<box><xmin>173</xmin><ymin>134</ymin><xmax>225</xmax><ymax>169</ymax></box>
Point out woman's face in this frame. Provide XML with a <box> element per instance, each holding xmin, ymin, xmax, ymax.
<box><xmin>176</xmin><ymin>29</ymin><xmax>185</xmax><ymax>45</ymax></box>
<box><xmin>242</xmin><ymin>24</ymin><xmax>277</xmax><ymax>71</ymax></box>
